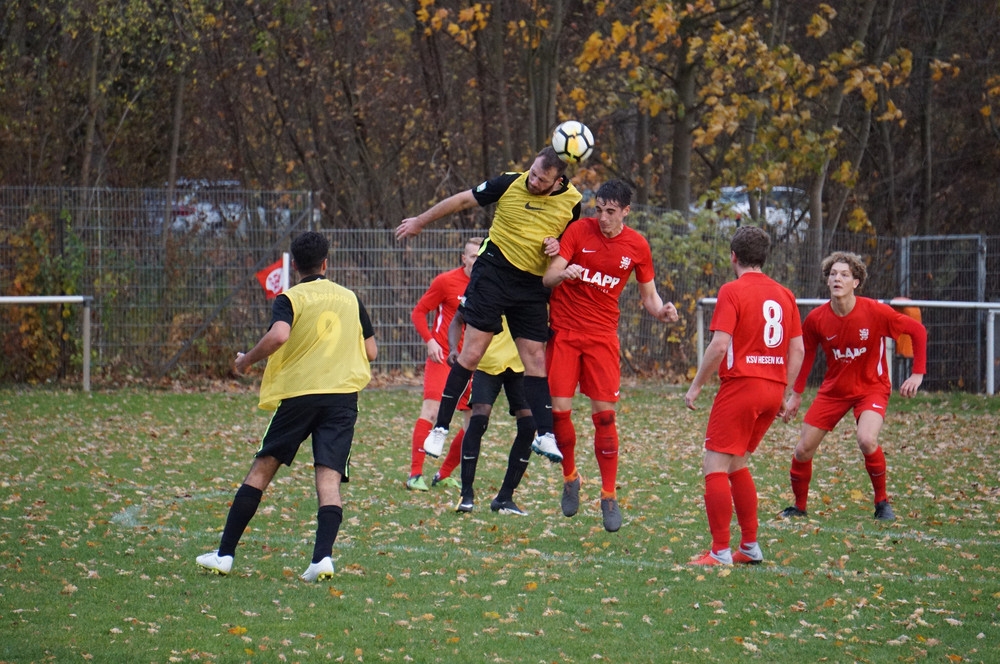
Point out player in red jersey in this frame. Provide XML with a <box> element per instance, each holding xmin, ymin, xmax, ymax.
<box><xmin>780</xmin><ymin>251</ymin><xmax>927</xmax><ymax>521</ymax></box>
<box><xmin>543</xmin><ymin>179</ymin><xmax>678</xmax><ymax>531</ymax></box>
<box><xmin>685</xmin><ymin>226</ymin><xmax>804</xmax><ymax>565</ymax></box>
<box><xmin>404</xmin><ymin>238</ymin><xmax>479</xmax><ymax>492</ymax></box>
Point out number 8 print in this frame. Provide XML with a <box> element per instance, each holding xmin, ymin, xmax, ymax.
<box><xmin>762</xmin><ymin>299</ymin><xmax>784</xmax><ymax>348</ymax></box>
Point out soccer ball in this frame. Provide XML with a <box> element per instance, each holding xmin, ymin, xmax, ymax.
<box><xmin>551</xmin><ymin>120</ymin><xmax>595</xmax><ymax>164</ymax></box>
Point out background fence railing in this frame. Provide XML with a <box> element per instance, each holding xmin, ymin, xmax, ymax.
<box><xmin>1</xmin><ymin>187</ymin><xmax>997</xmax><ymax>392</ymax></box>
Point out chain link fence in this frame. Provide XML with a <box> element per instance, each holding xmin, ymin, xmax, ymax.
<box><xmin>1</xmin><ymin>187</ymin><xmax>997</xmax><ymax>392</ymax></box>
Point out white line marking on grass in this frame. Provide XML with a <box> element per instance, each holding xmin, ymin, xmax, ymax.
<box><xmin>764</xmin><ymin>519</ymin><xmax>997</xmax><ymax>547</ymax></box>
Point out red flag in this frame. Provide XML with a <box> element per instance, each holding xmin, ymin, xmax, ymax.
<box><xmin>256</xmin><ymin>259</ymin><xmax>285</xmax><ymax>299</ymax></box>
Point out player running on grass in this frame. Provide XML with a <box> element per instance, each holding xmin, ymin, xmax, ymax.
<box><xmin>542</xmin><ymin>179</ymin><xmax>679</xmax><ymax>532</ymax></box>
<box><xmin>404</xmin><ymin>238</ymin><xmax>480</xmax><ymax>492</ymax></box>
<box><xmin>395</xmin><ymin>146</ymin><xmax>582</xmax><ymax>466</ymax></box>
<box><xmin>779</xmin><ymin>251</ymin><xmax>927</xmax><ymax>521</ymax></box>
<box><xmin>447</xmin><ymin>311</ymin><xmax>536</xmax><ymax>516</ymax></box>
<box><xmin>197</xmin><ymin>231</ymin><xmax>377</xmax><ymax>582</ymax></box>
<box><xmin>685</xmin><ymin>226</ymin><xmax>804</xmax><ymax>566</ymax></box>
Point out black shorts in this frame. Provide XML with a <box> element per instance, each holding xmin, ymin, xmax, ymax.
<box><xmin>257</xmin><ymin>393</ymin><xmax>358</xmax><ymax>482</ymax></box>
<box><xmin>459</xmin><ymin>243</ymin><xmax>551</xmax><ymax>343</ymax></box>
<box><xmin>471</xmin><ymin>368</ymin><xmax>528</xmax><ymax>417</ymax></box>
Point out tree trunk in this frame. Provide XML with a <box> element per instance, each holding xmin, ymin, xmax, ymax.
<box><xmin>526</xmin><ymin>0</ymin><xmax>566</xmax><ymax>152</ymax></box>
<box><xmin>669</xmin><ymin>44</ymin><xmax>696</xmax><ymax>213</ymax></box>
<box><xmin>636</xmin><ymin>110</ymin><xmax>651</xmax><ymax>205</ymax></box>
<box><xmin>807</xmin><ymin>0</ymin><xmax>879</xmax><ymax>268</ymax></box>
<box><xmin>918</xmin><ymin>0</ymin><xmax>949</xmax><ymax>235</ymax></box>
<box><xmin>80</xmin><ymin>35</ymin><xmax>101</xmax><ymax>188</ymax></box>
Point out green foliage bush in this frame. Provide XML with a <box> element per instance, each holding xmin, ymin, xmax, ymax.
<box><xmin>0</xmin><ymin>212</ymin><xmax>85</xmax><ymax>383</ymax></box>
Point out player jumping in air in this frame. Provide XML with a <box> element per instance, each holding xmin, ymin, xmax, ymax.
<box><xmin>395</xmin><ymin>146</ymin><xmax>582</xmax><ymax>466</ymax></box>
<box><xmin>542</xmin><ymin>179</ymin><xmax>678</xmax><ymax>531</ymax></box>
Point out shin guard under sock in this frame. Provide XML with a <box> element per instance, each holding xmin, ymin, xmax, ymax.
<box><xmin>523</xmin><ymin>375</ymin><xmax>554</xmax><ymax>434</ymax></box>
<box><xmin>592</xmin><ymin>410</ymin><xmax>619</xmax><ymax>497</ymax></box>
<box><xmin>729</xmin><ymin>467</ymin><xmax>759</xmax><ymax>546</ymax></box>
<box><xmin>312</xmin><ymin>504</ymin><xmax>343</xmax><ymax>563</ymax></box>
<box><xmin>496</xmin><ymin>416</ymin><xmax>535</xmax><ymax>502</ymax></box>
<box><xmin>460</xmin><ymin>415</ymin><xmax>489</xmax><ymax>499</ymax></box>
<box><xmin>219</xmin><ymin>484</ymin><xmax>263</xmax><ymax>557</ymax></box>
<box><xmin>552</xmin><ymin>410</ymin><xmax>577</xmax><ymax>478</ymax></box>
<box><xmin>790</xmin><ymin>457</ymin><xmax>813</xmax><ymax>512</ymax></box>
<box><xmin>436</xmin><ymin>363</ymin><xmax>473</xmax><ymax>430</ymax></box>
<box><xmin>409</xmin><ymin>418</ymin><xmax>432</xmax><ymax>477</ymax></box>
<box><xmin>704</xmin><ymin>472</ymin><xmax>733</xmax><ymax>554</ymax></box>
<box><xmin>864</xmin><ymin>446</ymin><xmax>889</xmax><ymax>504</ymax></box>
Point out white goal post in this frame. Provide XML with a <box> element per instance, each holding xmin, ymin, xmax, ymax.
<box><xmin>696</xmin><ymin>298</ymin><xmax>1000</xmax><ymax>396</ymax></box>
<box><xmin>0</xmin><ymin>295</ymin><xmax>92</xmax><ymax>392</ymax></box>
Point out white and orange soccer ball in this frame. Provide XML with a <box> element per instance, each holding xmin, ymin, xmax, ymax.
<box><xmin>551</xmin><ymin>120</ymin><xmax>595</xmax><ymax>164</ymax></box>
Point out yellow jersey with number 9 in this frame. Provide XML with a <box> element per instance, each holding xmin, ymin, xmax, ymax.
<box><xmin>258</xmin><ymin>279</ymin><xmax>371</xmax><ymax>410</ymax></box>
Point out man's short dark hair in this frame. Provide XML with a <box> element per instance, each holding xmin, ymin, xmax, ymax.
<box><xmin>595</xmin><ymin>180</ymin><xmax>632</xmax><ymax>208</ymax></box>
<box><xmin>537</xmin><ymin>146</ymin><xmax>569</xmax><ymax>176</ymax></box>
<box><xmin>730</xmin><ymin>226</ymin><xmax>770</xmax><ymax>268</ymax></box>
<box><xmin>291</xmin><ymin>231</ymin><xmax>329</xmax><ymax>273</ymax></box>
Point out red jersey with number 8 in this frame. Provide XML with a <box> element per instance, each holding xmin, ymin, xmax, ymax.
<box><xmin>710</xmin><ymin>271</ymin><xmax>802</xmax><ymax>384</ymax></box>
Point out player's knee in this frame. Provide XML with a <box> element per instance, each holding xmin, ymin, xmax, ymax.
<box><xmin>857</xmin><ymin>436</ymin><xmax>878</xmax><ymax>455</ymax></box>
<box><xmin>592</xmin><ymin>410</ymin><xmax>615</xmax><ymax>427</ymax></box>
<box><xmin>792</xmin><ymin>446</ymin><xmax>815</xmax><ymax>463</ymax></box>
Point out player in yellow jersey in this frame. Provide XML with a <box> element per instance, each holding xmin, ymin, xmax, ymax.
<box><xmin>395</xmin><ymin>146</ymin><xmax>581</xmax><ymax>467</ymax></box>
<box><xmin>447</xmin><ymin>310</ymin><xmax>535</xmax><ymax>515</ymax></box>
<box><xmin>196</xmin><ymin>232</ymin><xmax>377</xmax><ymax>582</ymax></box>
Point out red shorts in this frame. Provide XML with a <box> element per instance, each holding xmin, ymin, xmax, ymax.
<box><xmin>704</xmin><ymin>378</ymin><xmax>784</xmax><ymax>456</ymax></box>
<box><xmin>803</xmin><ymin>391</ymin><xmax>889</xmax><ymax>431</ymax></box>
<box><xmin>422</xmin><ymin>358</ymin><xmax>470</xmax><ymax>410</ymax></box>
<box><xmin>545</xmin><ymin>329</ymin><xmax>620</xmax><ymax>403</ymax></box>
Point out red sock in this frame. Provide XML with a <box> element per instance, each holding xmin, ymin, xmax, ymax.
<box><xmin>729</xmin><ymin>467</ymin><xmax>758</xmax><ymax>547</ymax></box>
<box><xmin>864</xmin><ymin>446</ymin><xmax>888</xmax><ymax>504</ymax></box>
<box><xmin>790</xmin><ymin>457</ymin><xmax>812</xmax><ymax>511</ymax></box>
<box><xmin>704</xmin><ymin>472</ymin><xmax>732</xmax><ymax>554</ymax></box>
<box><xmin>552</xmin><ymin>410</ymin><xmax>577</xmax><ymax>480</ymax></box>
<box><xmin>409</xmin><ymin>418</ymin><xmax>432</xmax><ymax>477</ymax></box>
<box><xmin>592</xmin><ymin>410</ymin><xmax>618</xmax><ymax>498</ymax></box>
<box><xmin>437</xmin><ymin>428</ymin><xmax>465</xmax><ymax>478</ymax></box>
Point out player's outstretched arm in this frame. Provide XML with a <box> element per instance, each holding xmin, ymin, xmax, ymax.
<box><xmin>396</xmin><ymin>190</ymin><xmax>478</xmax><ymax>239</ymax></box>
<box><xmin>684</xmin><ymin>330</ymin><xmax>731</xmax><ymax>410</ymax></box>
<box><xmin>542</xmin><ymin>255</ymin><xmax>582</xmax><ymax>288</ymax></box>
<box><xmin>779</xmin><ymin>336</ymin><xmax>806</xmax><ymax>422</ymax></box>
<box><xmin>235</xmin><ymin>321</ymin><xmax>291</xmax><ymax>374</ymax></box>
<box><xmin>637</xmin><ymin>280</ymin><xmax>679</xmax><ymax>323</ymax></box>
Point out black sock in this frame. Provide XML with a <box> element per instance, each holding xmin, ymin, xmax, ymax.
<box><xmin>435</xmin><ymin>363</ymin><xmax>474</xmax><ymax>429</ymax></box>
<box><xmin>460</xmin><ymin>415</ymin><xmax>489</xmax><ymax>499</ymax></box>
<box><xmin>523</xmin><ymin>375</ymin><xmax>553</xmax><ymax>434</ymax></box>
<box><xmin>219</xmin><ymin>484</ymin><xmax>262</xmax><ymax>557</ymax></box>
<box><xmin>496</xmin><ymin>416</ymin><xmax>535</xmax><ymax>502</ymax></box>
<box><xmin>312</xmin><ymin>505</ymin><xmax>343</xmax><ymax>564</ymax></box>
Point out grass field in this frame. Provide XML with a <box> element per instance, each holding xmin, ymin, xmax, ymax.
<box><xmin>1</xmin><ymin>382</ymin><xmax>998</xmax><ymax>663</ymax></box>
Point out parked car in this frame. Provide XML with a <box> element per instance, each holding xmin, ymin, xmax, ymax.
<box><xmin>714</xmin><ymin>185</ymin><xmax>810</xmax><ymax>241</ymax></box>
<box><xmin>143</xmin><ymin>179</ymin><xmax>315</xmax><ymax>237</ymax></box>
